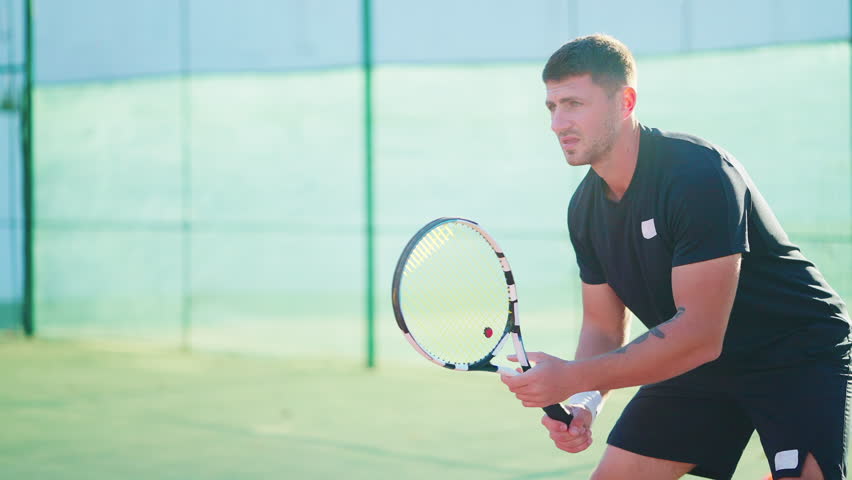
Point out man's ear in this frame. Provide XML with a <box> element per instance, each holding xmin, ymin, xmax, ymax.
<box><xmin>621</xmin><ymin>86</ymin><xmax>637</xmax><ymax>118</ymax></box>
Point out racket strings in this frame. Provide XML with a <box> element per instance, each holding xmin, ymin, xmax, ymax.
<box><xmin>400</xmin><ymin>222</ymin><xmax>511</xmax><ymax>365</ymax></box>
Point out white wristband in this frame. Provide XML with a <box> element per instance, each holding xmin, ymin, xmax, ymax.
<box><xmin>566</xmin><ymin>390</ymin><xmax>603</xmax><ymax>423</ymax></box>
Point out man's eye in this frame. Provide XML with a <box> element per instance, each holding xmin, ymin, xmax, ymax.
<box><xmin>570</xmin><ymin>101</ymin><xmax>582</xmax><ymax>107</ymax></box>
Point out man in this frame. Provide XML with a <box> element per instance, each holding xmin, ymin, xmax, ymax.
<box><xmin>500</xmin><ymin>34</ymin><xmax>851</xmax><ymax>480</ymax></box>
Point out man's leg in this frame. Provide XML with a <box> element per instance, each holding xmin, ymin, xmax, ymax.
<box><xmin>590</xmin><ymin>445</ymin><xmax>695</xmax><ymax>480</ymax></box>
<box><xmin>742</xmin><ymin>363</ymin><xmax>850</xmax><ymax>480</ymax></box>
<box><xmin>606</xmin><ymin>369</ymin><xmax>755</xmax><ymax>480</ymax></box>
<box><xmin>777</xmin><ymin>453</ymin><xmax>824</xmax><ymax>480</ymax></box>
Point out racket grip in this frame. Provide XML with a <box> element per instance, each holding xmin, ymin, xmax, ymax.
<box><xmin>542</xmin><ymin>403</ymin><xmax>574</xmax><ymax>425</ymax></box>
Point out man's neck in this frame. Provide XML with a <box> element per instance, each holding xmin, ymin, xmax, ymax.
<box><xmin>593</xmin><ymin>119</ymin><xmax>641</xmax><ymax>202</ymax></box>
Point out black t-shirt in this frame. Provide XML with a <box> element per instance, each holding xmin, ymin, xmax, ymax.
<box><xmin>568</xmin><ymin>125</ymin><xmax>851</xmax><ymax>368</ymax></box>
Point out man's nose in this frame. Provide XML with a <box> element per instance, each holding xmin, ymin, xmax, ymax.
<box><xmin>551</xmin><ymin>110</ymin><xmax>573</xmax><ymax>134</ymax></box>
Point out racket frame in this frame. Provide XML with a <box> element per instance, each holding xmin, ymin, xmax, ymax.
<box><xmin>392</xmin><ymin>217</ymin><xmax>529</xmax><ymax>374</ymax></box>
<box><xmin>392</xmin><ymin>217</ymin><xmax>574</xmax><ymax>424</ymax></box>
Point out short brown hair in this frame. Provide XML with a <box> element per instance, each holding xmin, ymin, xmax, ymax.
<box><xmin>542</xmin><ymin>34</ymin><xmax>637</xmax><ymax>96</ymax></box>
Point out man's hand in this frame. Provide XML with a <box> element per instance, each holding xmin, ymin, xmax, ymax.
<box><xmin>542</xmin><ymin>404</ymin><xmax>594</xmax><ymax>453</ymax></box>
<box><xmin>500</xmin><ymin>352</ymin><xmax>576</xmax><ymax>407</ymax></box>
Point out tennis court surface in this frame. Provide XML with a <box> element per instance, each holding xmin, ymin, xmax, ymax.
<box><xmin>2</xmin><ymin>336</ymin><xmax>784</xmax><ymax>479</ymax></box>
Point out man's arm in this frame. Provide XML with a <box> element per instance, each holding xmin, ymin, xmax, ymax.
<box><xmin>588</xmin><ymin>253</ymin><xmax>740</xmax><ymax>389</ymax></box>
<box><xmin>503</xmin><ymin>253</ymin><xmax>741</xmax><ymax>407</ymax></box>
<box><xmin>532</xmin><ymin>281</ymin><xmax>629</xmax><ymax>453</ymax></box>
<box><xmin>575</xmin><ymin>281</ymin><xmax>631</xmax><ymax>399</ymax></box>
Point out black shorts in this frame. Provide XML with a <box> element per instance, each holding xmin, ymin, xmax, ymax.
<box><xmin>607</xmin><ymin>361</ymin><xmax>852</xmax><ymax>480</ymax></box>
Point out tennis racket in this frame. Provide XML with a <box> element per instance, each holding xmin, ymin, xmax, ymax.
<box><xmin>391</xmin><ymin>217</ymin><xmax>574</xmax><ymax>425</ymax></box>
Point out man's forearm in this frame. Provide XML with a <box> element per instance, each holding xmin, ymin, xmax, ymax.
<box><xmin>573</xmin><ymin>320</ymin><xmax>629</xmax><ymax>399</ymax></box>
<box><xmin>571</xmin><ymin>306</ymin><xmax>723</xmax><ymax>394</ymax></box>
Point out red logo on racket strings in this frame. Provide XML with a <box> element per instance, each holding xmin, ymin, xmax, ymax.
<box><xmin>483</xmin><ymin>327</ymin><xmax>493</xmax><ymax>338</ymax></box>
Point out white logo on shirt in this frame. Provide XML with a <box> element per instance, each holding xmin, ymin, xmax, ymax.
<box><xmin>641</xmin><ymin>219</ymin><xmax>657</xmax><ymax>239</ymax></box>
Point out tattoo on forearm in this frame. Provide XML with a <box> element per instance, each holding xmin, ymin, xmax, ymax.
<box><xmin>614</xmin><ymin>307</ymin><xmax>685</xmax><ymax>354</ymax></box>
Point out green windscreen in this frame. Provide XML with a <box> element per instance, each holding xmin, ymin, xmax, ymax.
<box><xmin>33</xmin><ymin>42</ymin><xmax>850</xmax><ymax>360</ymax></box>
<box><xmin>23</xmin><ymin>0</ymin><xmax>849</xmax><ymax>364</ymax></box>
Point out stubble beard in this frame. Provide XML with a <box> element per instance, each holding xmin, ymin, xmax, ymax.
<box><xmin>564</xmin><ymin>108</ymin><xmax>621</xmax><ymax>167</ymax></box>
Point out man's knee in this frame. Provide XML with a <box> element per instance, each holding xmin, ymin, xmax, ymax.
<box><xmin>591</xmin><ymin>446</ymin><xmax>695</xmax><ymax>480</ymax></box>
<box><xmin>777</xmin><ymin>453</ymin><xmax>824</xmax><ymax>480</ymax></box>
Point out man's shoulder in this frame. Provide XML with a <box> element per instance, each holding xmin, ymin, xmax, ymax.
<box><xmin>647</xmin><ymin>127</ymin><xmax>730</xmax><ymax>162</ymax></box>
<box><xmin>643</xmin><ymin>126</ymin><xmax>738</xmax><ymax>184</ymax></box>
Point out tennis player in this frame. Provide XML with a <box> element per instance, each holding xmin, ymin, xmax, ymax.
<box><xmin>500</xmin><ymin>34</ymin><xmax>851</xmax><ymax>480</ymax></box>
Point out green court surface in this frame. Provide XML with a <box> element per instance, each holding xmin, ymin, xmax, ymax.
<box><xmin>1</xmin><ymin>337</ymin><xmax>776</xmax><ymax>480</ymax></box>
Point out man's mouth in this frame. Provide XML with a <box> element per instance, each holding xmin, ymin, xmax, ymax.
<box><xmin>561</xmin><ymin>136</ymin><xmax>580</xmax><ymax>149</ymax></box>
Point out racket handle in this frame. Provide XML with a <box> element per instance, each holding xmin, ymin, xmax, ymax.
<box><xmin>518</xmin><ymin>362</ymin><xmax>574</xmax><ymax>424</ymax></box>
<box><xmin>543</xmin><ymin>403</ymin><xmax>574</xmax><ymax>425</ymax></box>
